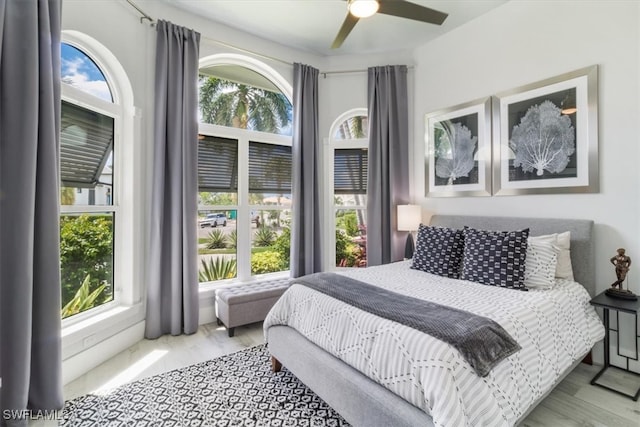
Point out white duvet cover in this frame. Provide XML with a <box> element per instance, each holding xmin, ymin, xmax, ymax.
<box><xmin>264</xmin><ymin>261</ymin><xmax>604</xmax><ymax>427</ymax></box>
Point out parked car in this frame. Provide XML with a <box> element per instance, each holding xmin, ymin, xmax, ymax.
<box><xmin>199</xmin><ymin>213</ymin><xmax>228</xmax><ymax>228</ymax></box>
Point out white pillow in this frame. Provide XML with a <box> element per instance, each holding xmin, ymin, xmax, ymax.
<box><xmin>529</xmin><ymin>232</ymin><xmax>574</xmax><ymax>280</ymax></box>
<box><xmin>525</xmin><ymin>239</ymin><xmax>560</xmax><ymax>289</ymax></box>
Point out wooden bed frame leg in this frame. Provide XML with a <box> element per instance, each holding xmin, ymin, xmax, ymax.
<box><xmin>271</xmin><ymin>356</ymin><xmax>282</xmax><ymax>372</ymax></box>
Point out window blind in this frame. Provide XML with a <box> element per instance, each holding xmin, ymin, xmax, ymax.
<box><xmin>334</xmin><ymin>148</ymin><xmax>367</xmax><ymax>194</ymax></box>
<box><xmin>60</xmin><ymin>101</ymin><xmax>114</xmax><ymax>188</ymax></box>
<box><xmin>248</xmin><ymin>141</ymin><xmax>292</xmax><ymax>193</ymax></box>
<box><xmin>198</xmin><ymin>136</ymin><xmax>239</xmax><ymax>192</ymax></box>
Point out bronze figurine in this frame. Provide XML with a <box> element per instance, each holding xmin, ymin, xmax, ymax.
<box><xmin>606</xmin><ymin>248</ymin><xmax>637</xmax><ymax>300</ymax></box>
<box><xmin>610</xmin><ymin>248</ymin><xmax>631</xmax><ymax>288</ymax></box>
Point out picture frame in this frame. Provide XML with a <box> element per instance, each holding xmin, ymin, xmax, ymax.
<box><xmin>424</xmin><ymin>97</ymin><xmax>492</xmax><ymax>197</ymax></box>
<box><xmin>492</xmin><ymin>65</ymin><xmax>598</xmax><ymax>196</ymax></box>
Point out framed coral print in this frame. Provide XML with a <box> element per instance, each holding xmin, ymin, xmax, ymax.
<box><xmin>425</xmin><ymin>97</ymin><xmax>492</xmax><ymax>197</ymax></box>
<box><xmin>492</xmin><ymin>65</ymin><xmax>598</xmax><ymax>195</ymax></box>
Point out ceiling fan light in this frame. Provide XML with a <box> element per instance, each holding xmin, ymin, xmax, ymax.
<box><xmin>349</xmin><ymin>0</ymin><xmax>379</xmax><ymax>18</ymax></box>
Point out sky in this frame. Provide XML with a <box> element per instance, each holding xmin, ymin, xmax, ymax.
<box><xmin>61</xmin><ymin>43</ymin><xmax>112</xmax><ymax>102</ymax></box>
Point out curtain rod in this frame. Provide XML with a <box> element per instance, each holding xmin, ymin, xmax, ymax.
<box><xmin>123</xmin><ymin>0</ymin><xmax>291</xmax><ymax>66</ymax></box>
<box><xmin>321</xmin><ymin>69</ymin><xmax>366</xmax><ymax>77</ymax></box>
<box><xmin>125</xmin><ymin>0</ymin><xmax>154</xmax><ymax>25</ymax></box>
<box><xmin>201</xmin><ymin>37</ymin><xmax>293</xmax><ymax>67</ymax></box>
<box><xmin>200</xmin><ymin>39</ymin><xmax>385</xmax><ymax>76</ymax></box>
<box><xmin>123</xmin><ymin>0</ymin><xmax>409</xmax><ymax>76</ymax></box>
<box><xmin>321</xmin><ymin>66</ymin><xmax>413</xmax><ymax>77</ymax></box>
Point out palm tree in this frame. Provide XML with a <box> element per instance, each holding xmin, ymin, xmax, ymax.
<box><xmin>337</xmin><ymin>115</ymin><xmax>367</xmax><ymax>139</ymax></box>
<box><xmin>199</xmin><ymin>76</ymin><xmax>291</xmax><ymax>133</ymax></box>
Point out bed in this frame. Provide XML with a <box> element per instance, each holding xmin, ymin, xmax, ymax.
<box><xmin>264</xmin><ymin>215</ymin><xmax>605</xmax><ymax>427</ymax></box>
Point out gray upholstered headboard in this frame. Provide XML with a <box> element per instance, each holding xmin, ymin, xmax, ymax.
<box><xmin>429</xmin><ymin>215</ymin><xmax>595</xmax><ymax>297</ymax></box>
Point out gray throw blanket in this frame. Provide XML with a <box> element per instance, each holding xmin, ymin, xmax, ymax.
<box><xmin>295</xmin><ymin>272</ymin><xmax>521</xmax><ymax>377</ymax></box>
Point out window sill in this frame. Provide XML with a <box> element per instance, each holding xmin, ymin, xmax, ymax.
<box><xmin>61</xmin><ymin>302</ymin><xmax>145</xmax><ymax>361</ymax></box>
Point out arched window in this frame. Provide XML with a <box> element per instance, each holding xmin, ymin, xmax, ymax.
<box><xmin>61</xmin><ymin>43</ymin><xmax>113</xmax><ymax>102</ymax></box>
<box><xmin>333</xmin><ymin>115</ymin><xmax>368</xmax><ymax>140</ymax></box>
<box><xmin>60</xmin><ymin>32</ymin><xmax>135</xmax><ymax>320</ymax></box>
<box><xmin>197</xmin><ymin>54</ymin><xmax>293</xmax><ymax>284</ymax></box>
<box><xmin>326</xmin><ymin>109</ymin><xmax>368</xmax><ymax>269</ymax></box>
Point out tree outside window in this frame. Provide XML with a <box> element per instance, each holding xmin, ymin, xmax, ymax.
<box><xmin>199</xmin><ymin>76</ymin><xmax>291</xmax><ymax>135</ymax></box>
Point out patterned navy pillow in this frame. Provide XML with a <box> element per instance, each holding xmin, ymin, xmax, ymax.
<box><xmin>461</xmin><ymin>227</ymin><xmax>530</xmax><ymax>290</ymax></box>
<box><xmin>411</xmin><ymin>224</ymin><xmax>465</xmax><ymax>278</ymax></box>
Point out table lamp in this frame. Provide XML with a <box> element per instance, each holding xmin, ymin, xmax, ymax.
<box><xmin>397</xmin><ymin>204</ymin><xmax>422</xmax><ymax>259</ymax></box>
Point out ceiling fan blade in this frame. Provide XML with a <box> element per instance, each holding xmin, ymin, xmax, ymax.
<box><xmin>378</xmin><ymin>0</ymin><xmax>448</xmax><ymax>25</ymax></box>
<box><xmin>331</xmin><ymin>13</ymin><xmax>360</xmax><ymax>49</ymax></box>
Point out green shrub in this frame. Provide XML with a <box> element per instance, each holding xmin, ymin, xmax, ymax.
<box><xmin>205</xmin><ymin>229</ymin><xmax>228</xmax><ymax>249</ymax></box>
<box><xmin>336</xmin><ymin>230</ymin><xmax>358</xmax><ymax>266</ymax></box>
<box><xmin>336</xmin><ymin>211</ymin><xmax>359</xmax><ymax>236</ymax></box>
<box><xmin>251</xmin><ymin>251</ymin><xmax>283</xmax><ymax>274</ymax></box>
<box><xmin>60</xmin><ymin>214</ymin><xmax>113</xmax><ymax>311</ymax></box>
<box><xmin>199</xmin><ymin>257</ymin><xmax>237</xmax><ymax>282</ymax></box>
<box><xmin>254</xmin><ymin>227</ymin><xmax>276</xmax><ymax>247</ymax></box>
<box><xmin>273</xmin><ymin>226</ymin><xmax>291</xmax><ymax>269</ymax></box>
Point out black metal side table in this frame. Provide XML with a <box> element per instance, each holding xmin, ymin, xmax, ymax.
<box><xmin>589</xmin><ymin>291</ymin><xmax>640</xmax><ymax>401</ymax></box>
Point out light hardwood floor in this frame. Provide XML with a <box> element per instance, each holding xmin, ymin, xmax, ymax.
<box><xmin>61</xmin><ymin>322</ymin><xmax>640</xmax><ymax>427</ymax></box>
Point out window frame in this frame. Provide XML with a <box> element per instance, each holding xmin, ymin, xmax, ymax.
<box><xmin>60</xmin><ymin>90</ymin><xmax>119</xmax><ymax>320</ymax></box>
<box><xmin>197</xmin><ymin>123</ymin><xmax>292</xmax><ymax>286</ymax></box>
<box><xmin>324</xmin><ymin>108</ymin><xmax>369</xmax><ymax>271</ymax></box>
<box><xmin>197</xmin><ymin>54</ymin><xmax>293</xmax><ymax>288</ymax></box>
<box><xmin>59</xmin><ymin>31</ymin><xmax>141</xmax><ymax>356</ymax></box>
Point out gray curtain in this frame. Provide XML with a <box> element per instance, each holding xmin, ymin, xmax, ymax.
<box><xmin>0</xmin><ymin>0</ymin><xmax>63</xmax><ymax>424</ymax></box>
<box><xmin>366</xmin><ymin>65</ymin><xmax>410</xmax><ymax>266</ymax></box>
<box><xmin>291</xmin><ymin>63</ymin><xmax>322</xmax><ymax>278</ymax></box>
<box><xmin>146</xmin><ymin>21</ymin><xmax>201</xmax><ymax>339</ymax></box>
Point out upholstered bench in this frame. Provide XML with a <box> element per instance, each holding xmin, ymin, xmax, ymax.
<box><xmin>215</xmin><ymin>278</ymin><xmax>291</xmax><ymax>337</ymax></box>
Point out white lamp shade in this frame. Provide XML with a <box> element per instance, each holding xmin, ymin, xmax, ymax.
<box><xmin>397</xmin><ymin>205</ymin><xmax>422</xmax><ymax>231</ymax></box>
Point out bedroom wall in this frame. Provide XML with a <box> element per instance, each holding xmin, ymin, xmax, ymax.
<box><xmin>411</xmin><ymin>0</ymin><xmax>639</xmax><ymax>364</ymax></box>
<box><xmin>412</xmin><ymin>0</ymin><xmax>639</xmax><ymax>293</ymax></box>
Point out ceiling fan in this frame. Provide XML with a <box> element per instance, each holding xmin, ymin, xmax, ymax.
<box><xmin>332</xmin><ymin>0</ymin><xmax>448</xmax><ymax>49</ymax></box>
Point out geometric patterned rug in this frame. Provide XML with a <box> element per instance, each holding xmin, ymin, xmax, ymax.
<box><xmin>60</xmin><ymin>345</ymin><xmax>350</xmax><ymax>426</ymax></box>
